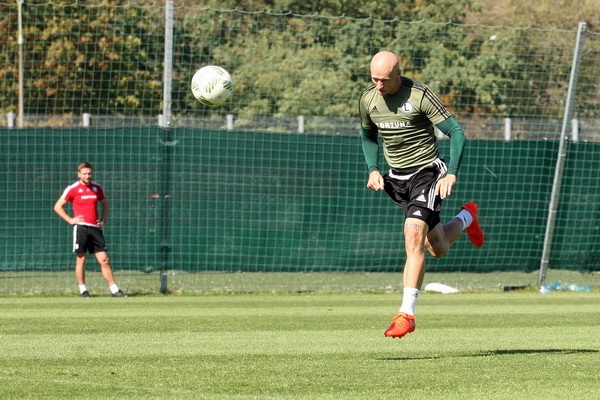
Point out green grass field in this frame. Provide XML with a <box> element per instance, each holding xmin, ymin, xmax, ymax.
<box><xmin>2</xmin><ymin>269</ymin><xmax>599</xmax><ymax>295</ymax></box>
<box><xmin>1</xmin><ymin>292</ymin><xmax>599</xmax><ymax>399</ymax></box>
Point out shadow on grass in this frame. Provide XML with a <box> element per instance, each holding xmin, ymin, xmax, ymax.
<box><xmin>379</xmin><ymin>348</ymin><xmax>599</xmax><ymax>361</ymax></box>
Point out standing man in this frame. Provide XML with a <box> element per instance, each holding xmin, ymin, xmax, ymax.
<box><xmin>54</xmin><ymin>162</ymin><xmax>127</xmax><ymax>298</ymax></box>
<box><xmin>359</xmin><ymin>51</ymin><xmax>484</xmax><ymax>338</ymax></box>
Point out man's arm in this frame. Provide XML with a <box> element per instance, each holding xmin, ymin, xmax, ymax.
<box><xmin>436</xmin><ymin>117</ymin><xmax>466</xmax><ymax>176</ymax></box>
<box><xmin>361</xmin><ymin>126</ymin><xmax>385</xmax><ymax>191</ymax></box>
<box><xmin>360</xmin><ymin>126</ymin><xmax>379</xmax><ymax>173</ymax></box>
<box><xmin>435</xmin><ymin>117</ymin><xmax>466</xmax><ymax>199</ymax></box>
<box><xmin>98</xmin><ymin>198</ymin><xmax>109</xmax><ymax>227</ymax></box>
<box><xmin>54</xmin><ymin>198</ymin><xmax>81</xmax><ymax>225</ymax></box>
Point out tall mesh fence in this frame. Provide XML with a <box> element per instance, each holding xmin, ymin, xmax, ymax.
<box><xmin>0</xmin><ymin>3</ymin><xmax>599</xmax><ymax>294</ymax></box>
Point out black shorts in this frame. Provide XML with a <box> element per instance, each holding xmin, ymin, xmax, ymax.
<box><xmin>72</xmin><ymin>225</ymin><xmax>107</xmax><ymax>254</ymax></box>
<box><xmin>383</xmin><ymin>159</ymin><xmax>447</xmax><ymax>230</ymax></box>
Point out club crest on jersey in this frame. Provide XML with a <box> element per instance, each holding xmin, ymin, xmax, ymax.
<box><xmin>399</xmin><ymin>102</ymin><xmax>414</xmax><ymax>114</ymax></box>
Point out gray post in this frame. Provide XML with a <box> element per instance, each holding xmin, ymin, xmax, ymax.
<box><xmin>297</xmin><ymin>115</ymin><xmax>305</xmax><ymax>133</ymax></box>
<box><xmin>159</xmin><ymin>0</ymin><xmax>174</xmax><ymax>294</ymax></box>
<box><xmin>538</xmin><ymin>22</ymin><xmax>587</xmax><ymax>286</ymax></box>
<box><xmin>161</xmin><ymin>0</ymin><xmax>174</xmax><ymax>128</ymax></box>
<box><xmin>17</xmin><ymin>0</ymin><xmax>24</xmax><ymax>128</ymax></box>
<box><xmin>571</xmin><ymin>119</ymin><xmax>579</xmax><ymax>142</ymax></box>
<box><xmin>504</xmin><ymin>118</ymin><xmax>511</xmax><ymax>141</ymax></box>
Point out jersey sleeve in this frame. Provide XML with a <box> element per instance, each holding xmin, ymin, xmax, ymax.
<box><xmin>360</xmin><ymin>126</ymin><xmax>380</xmax><ymax>173</ymax></box>
<box><xmin>436</xmin><ymin>117</ymin><xmax>466</xmax><ymax>175</ymax></box>
<box><xmin>420</xmin><ymin>85</ymin><xmax>452</xmax><ymax>126</ymax></box>
<box><xmin>358</xmin><ymin>89</ymin><xmax>376</xmax><ymax>131</ymax></box>
<box><xmin>94</xmin><ymin>184</ymin><xmax>106</xmax><ymax>201</ymax></box>
<box><xmin>358</xmin><ymin>91</ymin><xmax>380</xmax><ymax>173</ymax></box>
<box><xmin>60</xmin><ymin>185</ymin><xmax>74</xmax><ymax>202</ymax></box>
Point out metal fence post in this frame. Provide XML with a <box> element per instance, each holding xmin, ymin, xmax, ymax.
<box><xmin>571</xmin><ymin>118</ymin><xmax>579</xmax><ymax>142</ymax></box>
<box><xmin>504</xmin><ymin>118</ymin><xmax>511</xmax><ymax>141</ymax></box>
<box><xmin>159</xmin><ymin>0</ymin><xmax>174</xmax><ymax>294</ymax></box>
<box><xmin>297</xmin><ymin>115</ymin><xmax>305</xmax><ymax>133</ymax></box>
<box><xmin>538</xmin><ymin>22</ymin><xmax>587</xmax><ymax>286</ymax></box>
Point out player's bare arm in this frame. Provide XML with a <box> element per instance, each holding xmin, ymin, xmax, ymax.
<box><xmin>53</xmin><ymin>198</ymin><xmax>83</xmax><ymax>225</ymax></box>
<box><xmin>97</xmin><ymin>198</ymin><xmax>109</xmax><ymax>227</ymax></box>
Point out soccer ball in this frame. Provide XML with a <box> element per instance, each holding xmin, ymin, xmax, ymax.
<box><xmin>190</xmin><ymin>66</ymin><xmax>233</xmax><ymax>107</ymax></box>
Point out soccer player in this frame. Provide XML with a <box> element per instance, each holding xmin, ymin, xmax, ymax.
<box><xmin>53</xmin><ymin>162</ymin><xmax>127</xmax><ymax>298</ymax></box>
<box><xmin>359</xmin><ymin>51</ymin><xmax>484</xmax><ymax>338</ymax></box>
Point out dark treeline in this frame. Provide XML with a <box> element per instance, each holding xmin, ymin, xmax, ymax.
<box><xmin>0</xmin><ymin>0</ymin><xmax>598</xmax><ymax>123</ymax></box>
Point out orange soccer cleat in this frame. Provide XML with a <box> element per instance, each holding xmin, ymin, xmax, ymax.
<box><xmin>384</xmin><ymin>312</ymin><xmax>416</xmax><ymax>338</ymax></box>
<box><xmin>461</xmin><ymin>201</ymin><xmax>485</xmax><ymax>248</ymax></box>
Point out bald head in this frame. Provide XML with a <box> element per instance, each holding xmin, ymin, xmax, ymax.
<box><xmin>370</xmin><ymin>51</ymin><xmax>402</xmax><ymax>96</ymax></box>
<box><xmin>370</xmin><ymin>51</ymin><xmax>400</xmax><ymax>74</ymax></box>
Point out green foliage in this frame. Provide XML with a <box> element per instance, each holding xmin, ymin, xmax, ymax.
<box><xmin>471</xmin><ymin>0</ymin><xmax>600</xmax><ymax>31</ymax></box>
<box><xmin>1</xmin><ymin>1</ymin><xmax>165</xmax><ymax>116</ymax></box>
<box><xmin>196</xmin><ymin>0</ymin><xmax>477</xmax><ymax>20</ymax></box>
<box><xmin>414</xmin><ymin>26</ymin><xmax>579</xmax><ymax>119</ymax></box>
<box><xmin>0</xmin><ymin>1</ymin><xmax>598</xmax><ymax>123</ymax></box>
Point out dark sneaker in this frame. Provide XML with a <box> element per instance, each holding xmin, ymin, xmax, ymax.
<box><xmin>111</xmin><ymin>290</ymin><xmax>127</xmax><ymax>298</ymax></box>
<box><xmin>80</xmin><ymin>290</ymin><xmax>91</xmax><ymax>298</ymax></box>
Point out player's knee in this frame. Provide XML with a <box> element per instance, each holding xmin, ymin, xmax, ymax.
<box><xmin>428</xmin><ymin>247</ymin><xmax>448</xmax><ymax>258</ymax></box>
<box><xmin>425</xmin><ymin>238</ymin><xmax>449</xmax><ymax>258</ymax></box>
<box><xmin>97</xmin><ymin>255</ymin><xmax>110</xmax><ymax>266</ymax></box>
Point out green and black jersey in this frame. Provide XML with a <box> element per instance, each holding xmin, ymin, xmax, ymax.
<box><xmin>359</xmin><ymin>77</ymin><xmax>465</xmax><ymax>175</ymax></box>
